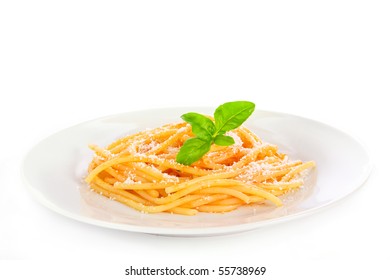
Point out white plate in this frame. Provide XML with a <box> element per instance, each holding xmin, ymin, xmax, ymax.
<box><xmin>21</xmin><ymin>108</ymin><xmax>372</xmax><ymax>236</ymax></box>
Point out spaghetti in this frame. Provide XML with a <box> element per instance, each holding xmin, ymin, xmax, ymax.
<box><xmin>85</xmin><ymin>122</ymin><xmax>315</xmax><ymax>215</ymax></box>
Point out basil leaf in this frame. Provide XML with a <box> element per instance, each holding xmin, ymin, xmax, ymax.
<box><xmin>176</xmin><ymin>137</ymin><xmax>212</xmax><ymax>166</ymax></box>
<box><xmin>214</xmin><ymin>101</ymin><xmax>255</xmax><ymax>134</ymax></box>
<box><xmin>177</xmin><ymin>101</ymin><xmax>256</xmax><ymax>165</ymax></box>
<box><xmin>214</xmin><ymin>135</ymin><xmax>235</xmax><ymax>146</ymax></box>
<box><xmin>181</xmin><ymin>112</ymin><xmax>215</xmax><ymax>140</ymax></box>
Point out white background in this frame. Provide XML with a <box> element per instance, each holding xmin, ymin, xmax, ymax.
<box><xmin>1</xmin><ymin>0</ymin><xmax>389</xmax><ymax>279</ymax></box>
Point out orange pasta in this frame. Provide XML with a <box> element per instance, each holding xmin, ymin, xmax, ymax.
<box><xmin>85</xmin><ymin>122</ymin><xmax>315</xmax><ymax>215</ymax></box>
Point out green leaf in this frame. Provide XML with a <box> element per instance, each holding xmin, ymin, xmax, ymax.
<box><xmin>177</xmin><ymin>101</ymin><xmax>256</xmax><ymax>165</ymax></box>
<box><xmin>176</xmin><ymin>137</ymin><xmax>212</xmax><ymax>166</ymax></box>
<box><xmin>214</xmin><ymin>135</ymin><xmax>235</xmax><ymax>146</ymax></box>
<box><xmin>214</xmin><ymin>101</ymin><xmax>255</xmax><ymax>135</ymax></box>
<box><xmin>181</xmin><ymin>112</ymin><xmax>215</xmax><ymax>140</ymax></box>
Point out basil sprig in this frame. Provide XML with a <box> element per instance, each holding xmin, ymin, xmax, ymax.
<box><xmin>176</xmin><ymin>101</ymin><xmax>255</xmax><ymax>165</ymax></box>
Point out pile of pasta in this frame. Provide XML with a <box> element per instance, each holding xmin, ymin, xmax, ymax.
<box><xmin>85</xmin><ymin>122</ymin><xmax>315</xmax><ymax>215</ymax></box>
